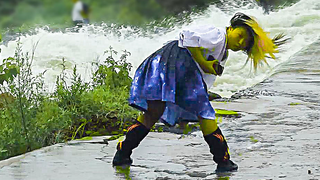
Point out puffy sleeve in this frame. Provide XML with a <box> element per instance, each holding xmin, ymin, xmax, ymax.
<box><xmin>178</xmin><ymin>25</ymin><xmax>225</xmax><ymax>52</ymax></box>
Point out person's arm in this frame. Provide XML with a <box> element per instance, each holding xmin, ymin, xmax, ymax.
<box><xmin>187</xmin><ymin>47</ymin><xmax>218</xmax><ymax>75</ymax></box>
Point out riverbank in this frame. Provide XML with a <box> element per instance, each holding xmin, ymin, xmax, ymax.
<box><xmin>1</xmin><ymin>90</ymin><xmax>319</xmax><ymax>180</ymax></box>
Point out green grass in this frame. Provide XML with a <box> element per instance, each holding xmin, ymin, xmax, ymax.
<box><xmin>0</xmin><ymin>40</ymin><xmax>138</xmax><ymax>160</ymax></box>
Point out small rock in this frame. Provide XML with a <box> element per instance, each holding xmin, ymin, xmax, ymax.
<box><xmin>279</xmin><ymin>174</ymin><xmax>286</xmax><ymax>178</ymax></box>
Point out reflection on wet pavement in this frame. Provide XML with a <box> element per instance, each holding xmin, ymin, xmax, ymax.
<box><xmin>1</xmin><ymin>40</ymin><xmax>320</xmax><ymax>180</ymax></box>
<box><xmin>1</xmin><ymin>86</ymin><xmax>320</xmax><ymax>180</ymax></box>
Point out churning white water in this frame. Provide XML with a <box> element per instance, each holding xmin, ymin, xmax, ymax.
<box><xmin>0</xmin><ymin>0</ymin><xmax>319</xmax><ymax>97</ymax></box>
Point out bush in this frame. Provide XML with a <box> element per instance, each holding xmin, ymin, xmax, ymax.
<box><xmin>54</xmin><ymin>47</ymin><xmax>138</xmax><ymax>140</ymax></box>
<box><xmin>0</xmin><ymin>38</ymin><xmax>138</xmax><ymax>160</ymax></box>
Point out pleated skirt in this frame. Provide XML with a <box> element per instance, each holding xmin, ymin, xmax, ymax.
<box><xmin>128</xmin><ymin>40</ymin><xmax>215</xmax><ymax>125</ymax></box>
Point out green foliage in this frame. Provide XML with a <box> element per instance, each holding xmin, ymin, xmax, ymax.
<box><xmin>54</xmin><ymin>58</ymin><xmax>89</xmax><ymax>119</ymax></box>
<box><xmin>0</xmin><ymin>0</ymin><xmax>301</xmax><ymax>33</ymax></box>
<box><xmin>0</xmin><ymin>40</ymin><xmax>138</xmax><ymax>160</ymax></box>
<box><xmin>92</xmin><ymin>47</ymin><xmax>132</xmax><ymax>89</ymax></box>
<box><xmin>52</xmin><ymin>48</ymin><xmax>138</xmax><ymax>140</ymax></box>
<box><xmin>288</xmin><ymin>102</ymin><xmax>301</xmax><ymax>106</ymax></box>
<box><xmin>0</xmin><ymin>58</ymin><xmax>19</xmax><ymax>85</ymax></box>
<box><xmin>0</xmin><ymin>37</ymin><xmax>19</xmax><ymax>85</ymax></box>
<box><xmin>249</xmin><ymin>136</ymin><xmax>259</xmax><ymax>143</ymax></box>
<box><xmin>74</xmin><ymin>86</ymin><xmax>138</xmax><ymax>137</ymax></box>
<box><xmin>0</xmin><ymin>40</ymin><xmax>71</xmax><ymax>160</ymax></box>
<box><xmin>0</xmin><ymin>109</ymin><xmax>29</xmax><ymax>160</ymax></box>
<box><xmin>155</xmin><ymin>0</ymin><xmax>219</xmax><ymax>14</ymax></box>
<box><xmin>32</xmin><ymin>100</ymin><xmax>71</xmax><ymax>145</ymax></box>
<box><xmin>0</xmin><ymin>0</ymin><xmax>236</xmax><ymax>32</ymax></box>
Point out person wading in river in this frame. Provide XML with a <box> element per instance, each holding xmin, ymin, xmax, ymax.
<box><xmin>112</xmin><ymin>12</ymin><xmax>288</xmax><ymax>172</ymax></box>
<box><xmin>72</xmin><ymin>0</ymin><xmax>90</xmax><ymax>27</ymax></box>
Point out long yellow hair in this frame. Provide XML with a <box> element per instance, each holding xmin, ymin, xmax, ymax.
<box><xmin>241</xmin><ymin>16</ymin><xmax>289</xmax><ymax>70</ymax></box>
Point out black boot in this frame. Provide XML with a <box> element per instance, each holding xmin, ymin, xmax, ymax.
<box><xmin>112</xmin><ymin>122</ymin><xmax>150</xmax><ymax>166</ymax></box>
<box><xmin>112</xmin><ymin>142</ymin><xmax>133</xmax><ymax>166</ymax></box>
<box><xmin>204</xmin><ymin>128</ymin><xmax>238</xmax><ymax>172</ymax></box>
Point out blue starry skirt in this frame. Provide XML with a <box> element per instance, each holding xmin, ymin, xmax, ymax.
<box><xmin>129</xmin><ymin>40</ymin><xmax>215</xmax><ymax>126</ymax></box>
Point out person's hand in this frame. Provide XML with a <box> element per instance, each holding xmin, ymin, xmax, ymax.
<box><xmin>201</xmin><ymin>60</ymin><xmax>219</xmax><ymax>75</ymax></box>
<box><xmin>207</xmin><ymin>55</ymin><xmax>224</xmax><ymax>75</ymax></box>
<box><xmin>187</xmin><ymin>47</ymin><xmax>224</xmax><ymax>75</ymax></box>
<box><xmin>202</xmin><ymin>60</ymin><xmax>224</xmax><ymax>76</ymax></box>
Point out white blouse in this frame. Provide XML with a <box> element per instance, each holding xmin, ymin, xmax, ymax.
<box><xmin>72</xmin><ymin>1</ymin><xmax>84</xmax><ymax>21</ymax></box>
<box><xmin>178</xmin><ymin>25</ymin><xmax>227</xmax><ymax>89</ymax></box>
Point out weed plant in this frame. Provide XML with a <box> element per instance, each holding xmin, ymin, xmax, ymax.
<box><xmin>0</xmin><ymin>39</ymin><xmax>138</xmax><ymax>160</ymax></box>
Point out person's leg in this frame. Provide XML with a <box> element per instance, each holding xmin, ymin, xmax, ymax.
<box><xmin>199</xmin><ymin>118</ymin><xmax>238</xmax><ymax>172</ymax></box>
<box><xmin>113</xmin><ymin>100</ymin><xmax>166</xmax><ymax>166</ymax></box>
<box><xmin>178</xmin><ymin>121</ymin><xmax>188</xmax><ymax>129</ymax></box>
<box><xmin>137</xmin><ymin>100</ymin><xmax>166</xmax><ymax>129</ymax></box>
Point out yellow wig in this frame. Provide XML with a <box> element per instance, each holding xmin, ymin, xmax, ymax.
<box><xmin>246</xmin><ymin>18</ymin><xmax>279</xmax><ymax>69</ymax></box>
<box><xmin>230</xmin><ymin>12</ymin><xmax>289</xmax><ymax>70</ymax></box>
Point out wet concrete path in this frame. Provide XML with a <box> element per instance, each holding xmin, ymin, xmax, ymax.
<box><xmin>0</xmin><ymin>93</ymin><xmax>319</xmax><ymax>180</ymax></box>
<box><xmin>2</xmin><ymin>41</ymin><xmax>320</xmax><ymax>180</ymax></box>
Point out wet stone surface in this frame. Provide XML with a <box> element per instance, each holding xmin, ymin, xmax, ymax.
<box><xmin>1</xmin><ymin>93</ymin><xmax>320</xmax><ymax>180</ymax></box>
<box><xmin>2</xmin><ymin>46</ymin><xmax>320</xmax><ymax>179</ymax></box>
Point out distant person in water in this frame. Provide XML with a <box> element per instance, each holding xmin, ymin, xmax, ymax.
<box><xmin>112</xmin><ymin>12</ymin><xmax>288</xmax><ymax>172</ymax></box>
<box><xmin>72</xmin><ymin>0</ymin><xmax>90</xmax><ymax>27</ymax></box>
